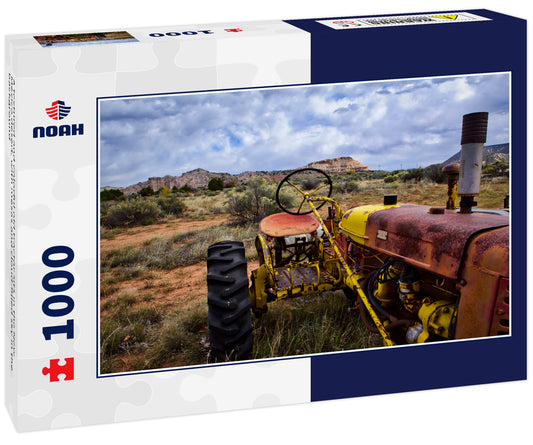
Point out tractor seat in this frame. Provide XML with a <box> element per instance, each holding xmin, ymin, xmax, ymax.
<box><xmin>259</xmin><ymin>212</ymin><xmax>319</xmax><ymax>238</ymax></box>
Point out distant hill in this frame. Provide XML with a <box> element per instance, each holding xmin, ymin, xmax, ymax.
<box><xmin>304</xmin><ymin>156</ymin><xmax>369</xmax><ymax>173</ymax></box>
<box><xmin>442</xmin><ymin>143</ymin><xmax>509</xmax><ymax>165</ymax></box>
<box><xmin>120</xmin><ymin>156</ymin><xmax>369</xmax><ymax>195</ymax></box>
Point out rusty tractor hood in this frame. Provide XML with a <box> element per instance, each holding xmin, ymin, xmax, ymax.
<box><xmin>342</xmin><ymin>204</ymin><xmax>509</xmax><ymax>279</ymax></box>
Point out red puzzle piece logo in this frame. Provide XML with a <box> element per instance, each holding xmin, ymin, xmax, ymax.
<box><xmin>42</xmin><ymin>358</ymin><xmax>74</xmax><ymax>382</ymax></box>
<box><xmin>224</xmin><ymin>28</ymin><xmax>243</xmax><ymax>33</ymax></box>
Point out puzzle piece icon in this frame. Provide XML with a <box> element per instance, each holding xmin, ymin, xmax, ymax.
<box><xmin>42</xmin><ymin>358</ymin><xmax>74</xmax><ymax>382</ymax></box>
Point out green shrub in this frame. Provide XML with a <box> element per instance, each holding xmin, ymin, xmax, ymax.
<box><xmin>483</xmin><ymin>160</ymin><xmax>509</xmax><ymax>177</ymax></box>
<box><xmin>401</xmin><ymin>167</ymin><xmax>424</xmax><ymax>182</ymax></box>
<box><xmin>223</xmin><ymin>178</ymin><xmax>238</xmax><ymax>188</ymax></box>
<box><xmin>100</xmin><ymin>188</ymin><xmax>124</xmax><ymax>202</ymax></box>
<box><xmin>208</xmin><ymin>177</ymin><xmax>224</xmax><ymax>191</ymax></box>
<box><xmin>102</xmin><ymin>198</ymin><xmax>162</xmax><ymax>227</ymax></box>
<box><xmin>139</xmin><ymin>186</ymin><xmax>155</xmax><ymax>197</ymax></box>
<box><xmin>334</xmin><ymin>179</ymin><xmax>360</xmax><ymax>194</ymax></box>
<box><xmin>384</xmin><ymin>175</ymin><xmax>397</xmax><ymax>183</ymax></box>
<box><xmin>422</xmin><ymin>164</ymin><xmax>445</xmax><ymax>184</ymax></box>
<box><xmin>345</xmin><ymin>180</ymin><xmax>360</xmax><ymax>192</ymax></box>
<box><xmin>225</xmin><ymin>177</ymin><xmax>295</xmax><ymax>223</ymax></box>
<box><xmin>179</xmin><ymin>184</ymin><xmax>193</xmax><ymax>193</ymax></box>
<box><xmin>355</xmin><ymin>170</ymin><xmax>388</xmax><ymax>180</ymax></box>
<box><xmin>301</xmin><ymin>177</ymin><xmax>322</xmax><ymax>191</ymax></box>
<box><xmin>157</xmin><ymin>196</ymin><xmax>187</xmax><ymax>216</ymax></box>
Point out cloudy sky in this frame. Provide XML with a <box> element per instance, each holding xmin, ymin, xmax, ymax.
<box><xmin>99</xmin><ymin>73</ymin><xmax>509</xmax><ymax>187</ymax></box>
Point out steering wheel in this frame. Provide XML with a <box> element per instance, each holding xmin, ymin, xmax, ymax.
<box><xmin>275</xmin><ymin>168</ymin><xmax>333</xmax><ymax>215</ymax></box>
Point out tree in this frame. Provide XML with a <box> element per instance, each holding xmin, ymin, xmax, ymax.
<box><xmin>139</xmin><ymin>186</ymin><xmax>155</xmax><ymax>197</ymax></box>
<box><xmin>179</xmin><ymin>184</ymin><xmax>193</xmax><ymax>193</ymax></box>
<box><xmin>422</xmin><ymin>164</ymin><xmax>445</xmax><ymax>183</ymax></box>
<box><xmin>100</xmin><ymin>188</ymin><xmax>124</xmax><ymax>202</ymax></box>
<box><xmin>208</xmin><ymin>177</ymin><xmax>224</xmax><ymax>191</ymax></box>
<box><xmin>157</xmin><ymin>186</ymin><xmax>171</xmax><ymax>196</ymax></box>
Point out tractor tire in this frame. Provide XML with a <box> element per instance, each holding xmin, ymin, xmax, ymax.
<box><xmin>207</xmin><ymin>241</ymin><xmax>253</xmax><ymax>362</ymax></box>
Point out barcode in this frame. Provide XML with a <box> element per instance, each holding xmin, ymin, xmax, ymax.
<box><xmin>362</xmin><ymin>16</ymin><xmax>435</xmax><ymax>26</ymax></box>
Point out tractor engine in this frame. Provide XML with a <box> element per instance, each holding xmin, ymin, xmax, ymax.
<box><xmin>338</xmin><ymin>201</ymin><xmax>509</xmax><ymax>344</ymax></box>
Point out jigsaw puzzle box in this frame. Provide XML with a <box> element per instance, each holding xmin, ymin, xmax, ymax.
<box><xmin>4</xmin><ymin>9</ymin><xmax>526</xmax><ymax>431</ymax></box>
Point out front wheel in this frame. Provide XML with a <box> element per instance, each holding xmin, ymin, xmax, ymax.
<box><xmin>207</xmin><ymin>241</ymin><xmax>253</xmax><ymax>361</ymax></box>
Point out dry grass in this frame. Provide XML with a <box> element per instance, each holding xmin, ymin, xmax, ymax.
<box><xmin>100</xmin><ymin>298</ymin><xmax>211</xmax><ymax>373</ymax></box>
<box><xmin>100</xmin><ymin>289</ymin><xmax>381</xmax><ymax>373</ymax></box>
<box><xmin>180</xmin><ymin>191</ymin><xmax>228</xmax><ymax>218</ymax></box>
<box><xmin>337</xmin><ymin>177</ymin><xmax>508</xmax><ymax>209</ymax></box>
<box><xmin>100</xmin><ymin>290</ymin><xmax>163</xmax><ymax>373</ymax></box>
<box><xmin>252</xmin><ymin>291</ymin><xmax>382</xmax><ymax>359</ymax></box>
<box><xmin>101</xmin><ymin>222</ymin><xmax>258</xmax><ymax>273</ymax></box>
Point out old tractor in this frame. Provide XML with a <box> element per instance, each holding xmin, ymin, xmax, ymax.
<box><xmin>206</xmin><ymin>112</ymin><xmax>509</xmax><ymax>361</ymax></box>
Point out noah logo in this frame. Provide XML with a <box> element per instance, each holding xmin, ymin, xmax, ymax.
<box><xmin>46</xmin><ymin>100</ymin><xmax>71</xmax><ymax>120</ymax></box>
<box><xmin>33</xmin><ymin>100</ymin><xmax>84</xmax><ymax>139</ymax></box>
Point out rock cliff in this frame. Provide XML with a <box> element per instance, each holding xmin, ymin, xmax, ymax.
<box><xmin>119</xmin><ymin>157</ymin><xmax>369</xmax><ymax>195</ymax></box>
<box><xmin>304</xmin><ymin>156</ymin><xmax>369</xmax><ymax>173</ymax></box>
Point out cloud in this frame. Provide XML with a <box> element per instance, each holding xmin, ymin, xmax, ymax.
<box><xmin>99</xmin><ymin>73</ymin><xmax>510</xmax><ymax>187</ymax></box>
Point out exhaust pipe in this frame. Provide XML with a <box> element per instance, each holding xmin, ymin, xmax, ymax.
<box><xmin>457</xmin><ymin>112</ymin><xmax>489</xmax><ymax>213</ymax></box>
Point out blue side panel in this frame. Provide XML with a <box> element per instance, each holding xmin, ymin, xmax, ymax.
<box><xmin>286</xmin><ymin>10</ymin><xmax>525</xmax><ymax>83</ymax></box>
<box><xmin>287</xmin><ymin>9</ymin><xmax>527</xmax><ymax>402</ymax></box>
<box><xmin>310</xmin><ymin>338</ymin><xmax>526</xmax><ymax>402</ymax></box>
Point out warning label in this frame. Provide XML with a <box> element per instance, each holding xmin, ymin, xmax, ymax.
<box><xmin>317</xmin><ymin>12</ymin><xmax>490</xmax><ymax>30</ymax></box>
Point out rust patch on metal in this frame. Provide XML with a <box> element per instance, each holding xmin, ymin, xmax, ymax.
<box><xmin>364</xmin><ymin>205</ymin><xmax>508</xmax><ymax>279</ymax></box>
<box><xmin>490</xmin><ymin>277</ymin><xmax>510</xmax><ymax>336</ymax></box>
<box><xmin>442</xmin><ymin>162</ymin><xmax>461</xmax><ymax>175</ymax></box>
<box><xmin>468</xmin><ymin>226</ymin><xmax>509</xmax><ymax>276</ymax></box>
<box><xmin>260</xmin><ymin>212</ymin><xmax>319</xmax><ymax>238</ymax></box>
<box><xmin>454</xmin><ymin>227</ymin><xmax>509</xmax><ymax>339</ymax></box>
<box><xmin>274</xmin><ymin>265</ymin><xmax>335</xmax><ymax>291</ymax></box>
<box><xmin>275</xmin><ymin>268</ymin><xmax>291</xmax><ymax>289</ymax></box>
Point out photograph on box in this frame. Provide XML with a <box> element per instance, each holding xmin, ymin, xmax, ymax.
<box><xmin>98</xmin><ymin>73</ymin><xmax>510</xmax><ymax>375</ymax></box>
<box><xmin>33</xmin><ymin>31</ymin><xmax>137</xmax><ymax>47</ymax></box>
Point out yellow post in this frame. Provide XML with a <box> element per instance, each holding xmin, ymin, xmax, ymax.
<box><xmin>442</xmin><ymin>163</ymin><xmax>460</xmax><ymax>210</ymax></box>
